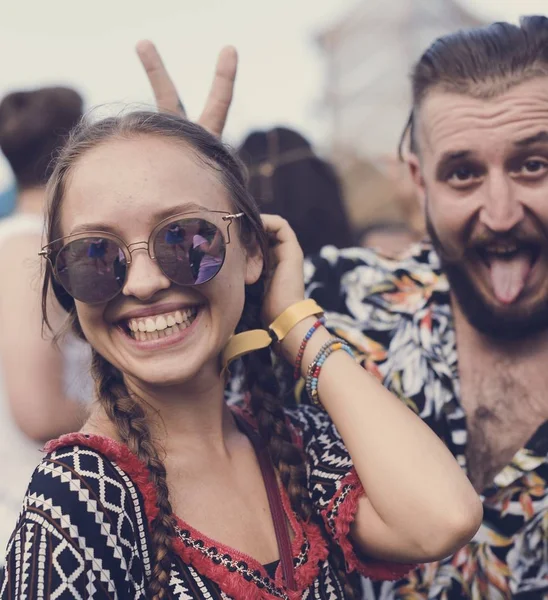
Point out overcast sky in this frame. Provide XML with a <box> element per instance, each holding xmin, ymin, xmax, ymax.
<box><xmin>0</xmin><ymin>0</ymin><xmax>546</xmax><ymax>185</ymax></box>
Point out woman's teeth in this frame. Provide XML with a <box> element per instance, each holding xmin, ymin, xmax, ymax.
<box><xmin>126</xmin><ymin>308</ymin><xmax>197</xmax><ymax>341</ymax></box>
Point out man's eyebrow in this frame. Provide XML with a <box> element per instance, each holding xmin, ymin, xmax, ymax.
<box><xmin>514</xmin><ymin>130</ymin><xmax>548</xmax><ymax>147</ymax></box>
<box><xmin>435</xmin><ymin>150</ymin><xmax>471</xmax><ymax>178</ymax></box>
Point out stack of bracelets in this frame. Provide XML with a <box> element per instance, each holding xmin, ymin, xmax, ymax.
<box><xmin>222</xmin><ymin>299</ymin><xmax>355</xmax><ymax>407</ymax></box>
<box><xmin>304</xmin><ymin>337</ymin><xmax>354</xmax><ymax>404</ymax></box>
<box><xmin>293</xmin><ymin>316</ymin><xmax>354</xmax><ymax>405</ymax></box>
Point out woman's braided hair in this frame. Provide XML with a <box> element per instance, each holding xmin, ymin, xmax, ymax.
<box><xmin>42</xmin><ymin>110</ymin><xmax>359</xmax><ymax>598</ymax></box>
<box><xmin>236</xmin><ymin>282</ymin><xmax>361</xmax><ymax>599</ymax></box>
<box><xmin>91</xmin><ymin>352</ymin><xmax>176</xmax><ymax>598</ymax></box>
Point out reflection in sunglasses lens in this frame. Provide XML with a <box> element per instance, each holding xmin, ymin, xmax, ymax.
<box><xmin>155</xmin><ymin>219</ymin><xmax>225</xmax><ymax>285</ymax></box>
<box><xmin>56</xmin><ymin>237</ymin><xmax>126</xmax><ymax>303</ymax></box>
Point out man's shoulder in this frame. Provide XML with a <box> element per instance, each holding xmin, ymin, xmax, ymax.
<box><xmin>305</xmin><ymin>241</ymin><xmax>447</xmax><ymax>316</ymax></box>
<box><xmin>306</xmin><ymin>241</ymin><xmax>442</xmax><ymax>282</ymax></box>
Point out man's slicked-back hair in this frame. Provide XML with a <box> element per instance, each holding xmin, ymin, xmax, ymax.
<box><xmin>400</xmin><ymin>15</ymin><xmax>548</xmax><ymax>156</ymax></box>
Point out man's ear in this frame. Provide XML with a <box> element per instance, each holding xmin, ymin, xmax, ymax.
<box><xmin>407</xmin><ymin>153</ymin><xmax>426</xmax><ymax>209</ymax></box>
<box><xmin>244</xmin><ymin>239</ymin><xmax>264</xmax><ymax>285</ymax></box>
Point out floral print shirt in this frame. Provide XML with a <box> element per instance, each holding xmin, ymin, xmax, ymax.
<box><xmin>300</xmin><ymin>242</ymin><xmax>548</xmax><ymax>600</ymax></box>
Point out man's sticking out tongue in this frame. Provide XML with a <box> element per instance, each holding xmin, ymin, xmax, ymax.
<box><xmin>489</xmin><ymin>252</ymin><xmax>531</xmax><ymax>304</ymax></box>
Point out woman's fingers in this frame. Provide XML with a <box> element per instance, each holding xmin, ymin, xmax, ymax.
<box><xmin>198</xmin><ymin>46</ymin><xmax>238</xmax><ymax>137</ymax></box>
<box><xmin>260</xmin><ymin>215</ymin><xmax>305</xmax><ymax>323</ymax></box>
<box><xmin>261</xmin><ymin>214</ymin><xmax>303</xmax><ymax>263</ymax></box>
<box><xmin>136</xmin><ymin>40</ymin><xmax>186</xmax><ymax>116</ymax></box>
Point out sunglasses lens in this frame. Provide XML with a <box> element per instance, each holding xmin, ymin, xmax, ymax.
<box><xmin>154</xmin><ymin>218</ymin><xmax>226</xmax><ymax>285</ymax></box>
<box><xmin>55</xmin><ymin>237</ymin><xmax>127</xmax><ymax>303</ymax></box>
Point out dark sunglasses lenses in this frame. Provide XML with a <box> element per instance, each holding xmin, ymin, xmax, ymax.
<box><xmin>55</xmin><ymin>238</ymin><xmax>127</xmax><ymax>303</ymax></box>
<box><xmin>54</xmin><ymin>219</ymin><xmax>226</xmax><ymax>303</ymax></box>
<box><xmin>154</xmin><ymin>218</ymin><xmax>226</xmax><ymax>286</ymax></box>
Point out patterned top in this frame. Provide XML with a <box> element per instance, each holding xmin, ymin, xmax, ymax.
<box><xmin>301</xmin><ymin>242</ymin><xmax>548</xmax><ymax>600</ymax></box>
<box><xmin>0</xmin><ymin>403</ymin><xmax>411</xmax><ymax>599</ymax></box>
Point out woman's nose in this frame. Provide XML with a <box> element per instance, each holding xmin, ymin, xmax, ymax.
<box><xmin>122</xmin><ymin>248</ymin><xmax>171</xmax><ymax>301</ymax></box>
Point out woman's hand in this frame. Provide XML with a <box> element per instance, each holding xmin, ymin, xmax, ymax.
<box><xmin>260</xmin><ymin>215</ymin><xmax>305</xmax><ymax>326</ymax></box>
<box><xmin>135</xmin><ymin>40</ymin><xmax>237</xmax><ymax>138</ymax></box>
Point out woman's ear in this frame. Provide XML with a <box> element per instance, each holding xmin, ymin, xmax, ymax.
<box><xmin>244</xmin><ymin>238</ymin><xmax>264</xmax><ymax>286</ymax></box>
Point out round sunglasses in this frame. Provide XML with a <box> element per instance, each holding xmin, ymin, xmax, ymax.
<box><xmin>40</xmin><ymin>210</ymin><xmax>244</xmax><ymax>304</ymax></box>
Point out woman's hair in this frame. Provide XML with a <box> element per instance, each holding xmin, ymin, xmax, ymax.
<box><xmin>399</xmin><ymin>15</ymin><xmax>548</xmax><ymax>157</ymax></box>
<box><xmin>0</xmin><ymin>86</ymin><xmax>83</xmax><ymax>189</ymax></box>
<box><xmin>238</xmin><ymin>127</ymin><xmax>354</xmax><ymax>256</ymax></box>
<box><xmin>42</xmin><ymin>111</ymin><xmax>360</xmax><ymax>598</ymax></box>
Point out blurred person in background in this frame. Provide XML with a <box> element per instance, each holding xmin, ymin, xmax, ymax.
<box><xmin>239</xmin><ymin>127</ymin><xmax>354</xmax><ymax>256</ymax></box>
<box><xmin>140</xmin><ymin>13</ymin><xmax>548</xmax><ymax>598</ymax></box>
<box><xmin>354</xmin><ymin>157</ymin><xmax>425</xmax><ymax>257</ymax></box>
<box><xmin>379</xmin><ymin>155</ymin><xmax>426</xmax><ymax>242</ymax></box>
<box><xmin>0</xmin><ymin>184</ymin><xmax>15</xmax><ymax>218</ymax></box>
<box><xmin>357</xmin><ymin>221</ymin><xmax>417</xmax><ymax>257</ymax></box>
<box><xmin>0</xmin><ymin>87</ymin><xmax>92</xmax><ymax>567</ymax></box>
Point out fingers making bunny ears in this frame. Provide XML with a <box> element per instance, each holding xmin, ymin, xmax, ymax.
<box><xmin>136</xmin><ymin>40</ymin><xmax>238</xmax><ymax>138</ymax></box>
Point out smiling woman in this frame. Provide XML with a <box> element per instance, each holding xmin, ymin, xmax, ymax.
<box><xmin>1</xmin><ymin>111</ymin><xmax>482</xmax><ymax>599</ymax></box>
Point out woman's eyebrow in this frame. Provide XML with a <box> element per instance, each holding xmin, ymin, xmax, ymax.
<box><xmin>69</xmin><ymin>201</ymin><xmax>209</xmax><ymax>236</ymax></box>
<box><xmin>153</xmin><ymin>201</ymin><xmax>208</xmax><ymax>221</ymax></box>
<box><xmin>69</xmin><ymin>222</ymin><xmax>119</xmax><ymax>236</ymax></box>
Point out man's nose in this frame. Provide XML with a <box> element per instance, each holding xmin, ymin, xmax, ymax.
<box><xmin>478</xmin><ymin>173</ymin><xmax>524</xmax><ymax>233</ymax></box>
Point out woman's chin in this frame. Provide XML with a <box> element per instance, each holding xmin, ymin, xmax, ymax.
<box><xmin>123</xmin><ymin>357</ymin><xmax>220</xmax><ymax>392</ymax></box>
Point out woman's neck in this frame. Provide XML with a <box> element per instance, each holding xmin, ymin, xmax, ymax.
<box><xmin>16</xmin><ymin>187</ymin><xmax>45</xmax><ymax>215</ymax></box>
<box><xmin>110</xmin><ymin>369</ymin><xmax>240</xmax><ymax>457</ymax></box>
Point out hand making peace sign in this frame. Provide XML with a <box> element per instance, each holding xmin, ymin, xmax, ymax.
<box><xmin>135</xmin><ymin>40</ymin><xmax>238</xmax><ymax>138</ymax></box>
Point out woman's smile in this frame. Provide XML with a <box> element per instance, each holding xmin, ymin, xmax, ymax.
<box><xmin>116</xmin><ymin>302</ymin><xmax>202</xmax><ymax>350</ymax></box>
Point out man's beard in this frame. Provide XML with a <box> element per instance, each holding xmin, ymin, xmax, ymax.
<box><xmin>425</xmin><ymin>212</ymin><xmax>548</xmax><ymax>341</ymax></box>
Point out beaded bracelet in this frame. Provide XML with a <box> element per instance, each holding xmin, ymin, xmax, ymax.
<box><xmin>305</xmin><ymin>338</ymin><xmax>354</xmax><ymax>404</ymax></box>
<box><xmin>293</xmin><ymin>317</ymin><xmax>325</xmax><ymax>380</ymax></box>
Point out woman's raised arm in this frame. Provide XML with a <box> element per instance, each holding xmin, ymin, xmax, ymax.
<box><xmin>261</xmin><ymin>214</ymin><xmax>483</xmax><ymax>564</ymax></box>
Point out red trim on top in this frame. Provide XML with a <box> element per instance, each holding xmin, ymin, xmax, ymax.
<box><xmin>324</xmin><ymin>468</ymin><xmax>415</xmax><ymax>581</ymax></box>
<box><xmin>45</xmin><ymin>426</ymin><xmax>328</xmax><ymax>600</ymax></box>
<box><xmin>278</xmin><ymin>473</ymin><xmax>329</xmax><ymax>588</ymax></box>
<box><xmin>45</xmin><ymin>433</ymin><xmax>160</xmax><ymax>523</ymax></box>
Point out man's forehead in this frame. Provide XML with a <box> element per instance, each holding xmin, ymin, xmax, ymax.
<box><xmin>416</xmin><ymin>76</ymin><xmax>548</xmax><ymax>157</ymax></box>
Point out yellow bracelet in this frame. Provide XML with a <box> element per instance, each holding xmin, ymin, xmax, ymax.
<box><xmin>268</xmin><ymin>299</ymin><xmax>324</xmax><ymax>342</ymax></box>
<box><xmin>220</xmin><ymin>299</ymin><xmax>324</xmax><ymax>376</ymax></box>
<box><xmin>221</xmin><ymin>329</ymin><xmax>272</xmax><ymax>375</ymax></box>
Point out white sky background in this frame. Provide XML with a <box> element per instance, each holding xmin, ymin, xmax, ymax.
<box><xmin>0</xmin><ymin>0</ymin><xmax>547</xmax><ymax>184</ymax></box>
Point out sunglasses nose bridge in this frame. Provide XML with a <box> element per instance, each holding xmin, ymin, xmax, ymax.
<box><xmin>127</xmin><ymin>240</ymin><xmax>151</xmax><ymax>259</ymax></box>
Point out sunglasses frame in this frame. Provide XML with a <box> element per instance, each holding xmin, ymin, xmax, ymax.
<box><xmin>39</xmin><ymin>210</ymin><xmax>245</xmax><ymax>303</ymax></box>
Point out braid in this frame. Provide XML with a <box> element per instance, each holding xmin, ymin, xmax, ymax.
<box><xmin>239</xmin><ymin>282</ymin><xmax>361</xmax><ymax>599</ymax></box>
<box><xmin>239</xmin><ymin>283</ymin><xmax>312</xmax><ymax>520</ymax></box>
<box><xmin>92</xmin><ymin>351</ymin><xmax>175</xmax><ymax>600</ymax></box>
